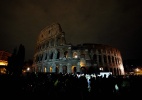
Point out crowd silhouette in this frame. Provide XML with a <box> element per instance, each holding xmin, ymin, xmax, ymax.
<box><xmin>0</xmin><ymin>72</ymin><xmax>142</xmax><ymax>99</ymax></box>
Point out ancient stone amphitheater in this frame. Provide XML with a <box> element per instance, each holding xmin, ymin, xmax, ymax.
<box><xmin>32</xmin><ymin>23</ymin><xmax>125</xmax><ymax>75</ymax></box>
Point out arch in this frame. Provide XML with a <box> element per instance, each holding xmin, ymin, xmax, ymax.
<box><xmin>64</xmin><ymin>51</ymin><xmax>68</xmax><ymax>58</ymax></box>
<box><xmin>80</xmin><ymin>66</ymin><xmax>86</xmax><ymax>74</ymax></box>
<box><xmin>110</xmin><ymin>68</ymin><xmax>113</xmax><ymax>74</ymax></box>
<box><xmin>103</xmin><ymin>55</ymin><xmax>107</xmax><ymax>63</ymax></box>
<box><xmin>36</xmin><ymin>55</ymin><xmax>38</xmax><ymax>62</ymax></box>
<box><xmin>88</xmin><ymin>66</ymin><xmax>95</xmax><ymax>74</ymax></box>
<box><xmin>119</xmin><ymin>69</ymin><xmax>121</xmax><ymax>75</ymax></box>
<box><xmin>63</xmin><ymin>65</ymin><xmax>67</xmax><ymax>74</ymax></box>
<box><xmin>50</xmin><ymin>39</ymin><xmax>54</xmax><ymax>46</ymax></box>
<box><xmin>49</xmin><ymin>66</ymin><xmax>52</xmax><ymax>73</ymax></box>
<box><xmin>104</xmin><ymin>67</ymin><xmax>109</xmax><ymax>72</ymax></box>
<box><xmin>113</xmin><ymin>68</ymin><xmax>117</xmax><ymax>75</ymax></box>
<box><xmin>39</xmin><ymin>54</ymin><xmax>43</xmax><ymax>61</ymax></box>
<box><xmin>56</xmin><ymin>66</ymin><xmax>59</xmax><ymax>73</ymax></box>
<box><xmin>46</xmin><ymin>41</ymin><xmax>49</xmax><ymax>47</ymax></box>
<box><xmin>93</xmin><ymin>54</ymin><xmax>97</xmax><ymax>61</ymax></box>
<box><xmin>57</xmin><ymin>37</ymin><xmax>61</xmax><ymax>46</ymax></box>
<box><xmin>108</xmin><ymin>55</ymin><xmax>111</xmax><ymax>63</ymax></box>
<box><xmin>112</xmin><ymin>56</ymin><xmax>115</xmax><ymax>63</ymax></box>
<box><xmin>45</xmin><ymin>53</ymin><xmax>47</xmax><ymax>60</ymax></box>
<box><xmin>73</xmin><ymin>52</ymin><xmax>78</xmax><ymax>58</ymax></box>
<box><xmin>57</xmin><ymin>51</ymin><xmax>60</xmax><ymax>59</ymax></box>
<box><xmin>72</xmin><ymin>66</ymin><xmax>76</xmax><ymax>74</ymax></box>
<box><xmin>49</xmin><ymin>52</ymin><xmax>53</xmax><ymax>59</ymax></box>
<box><xmin>44</xmin><ymin>67</ymin><xmax>47</xmax><ymax>72</ymax></box>
<box><xmin>116</xmin><ymin>68</ymin><xmax>119</xmax><ymax>75</ymax></box>
<box><xmin>98</xmin><ymin>55</ymin><xmax>102</xmax><ymax>63</ymax></box>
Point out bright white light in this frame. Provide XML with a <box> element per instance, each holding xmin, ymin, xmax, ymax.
<box><xmin>136</xmin><ymin>68</ymin><xmax>139</xmax><ymax>72</ymax></box>
<box><xmin>27</xmin><ymin>67</ymin><xmax>30</xmax><ymax>71</ymax></box>
<box><xmin>74</xmin><ymin>55</ymin><xmax>77</xmax><ymax>58</ymax></box>
<box><xmin>98</xmin><ymin>72</ymin><xmax>112</xmax><ymax>78</ymax></box>
<box><xmin>99</xmin><ymin>67</ymin><xmax>103</xmax><ymax>71</ymax></box>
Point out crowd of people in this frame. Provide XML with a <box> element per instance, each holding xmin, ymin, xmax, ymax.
<box><xmin>0</xmin><ymin>72</ymin><xmax>142</xmax><ymax>99</ymax></box>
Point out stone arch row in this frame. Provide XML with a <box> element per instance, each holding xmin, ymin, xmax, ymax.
<box><xmin>34</xmin><ymin>49</ymin><xmax>79</xmax><ymax>62</ymax></box>
<box><xmin>34</xmin><ymin>48</ymin><xmax>122</xmax><ymax>67</ymax></box>
<box><xmin>34</xmin><ymin>64</ymin><xmax>122</xmax><ymax>75</ymax></box>
<box><xmin>93</xmin><ymin>54</ymin><xmax>122</xmax><ymax>66</ymax></box>
<box><xmin>36</xmin><ymin>37</ymin><xmax>65</xmax><ymax>52</ymax></box>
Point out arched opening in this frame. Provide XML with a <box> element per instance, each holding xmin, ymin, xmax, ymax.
<box><xmin>63</xmin><ymin>65</ymin><xmax>67</xmax><ymax>74</ymax></box>
<box><xmin>50</xmin><ymin>67</ymin><xmax>52</xmax><ymax>73</ymax></box>
<box><xmin>64</xmin><ymin>51</ymin><xmax>68</xmax><ymax>58</ymax></box>
<box><xmin>50</xmin><ymin>52</ymin><xmax>53</xmax><ymax>59</ymax></box>
<box><xmin>73</xmin><ymin>52</ymin><xmax>78</xmax><ymax>58</ymax></box>
<box><xmin>88</xmin><ymin>66</ymin><xmax>95</xmax><ymax>74</ymax></box>
<box><xmin>44</xmin><ymin>67</ymin><xmax>47</xmax><ymax>72</ymax></box>
<box><xmin>57</xmin><ymin>51</ymin><xmax>60</xmax><ymax>59</ymax></box>
<box><xmin>116</xmin><ymin>68</ymin><xmax>119</xmax><ymax>75</ymax></box>
<box><xmin>93</xmin><ymin>54</ymin><xmax>97</xmax><ymax>61</ymax></box>
<box><xmin>110</xmin><ymin>68</ymin><xmax>113</xmax><ymax>75</ymax></box>
<box><xmin>104</xmin><ymin>67</ymin><xmax>109</xmax><ymax>72</ymax></box>
<box><xmin>56</xmin><ymin>66</ymin><xmax>59</xmax><ymax>74</ymax></box>
<box><xmin>80</xmin><ymin>67</ymin><xmax>86</xmax><ymax>74</ymax></box>
<box><xmin>45</xmin><ymin>53</ymin><xmax>47</xmax><ymax>60</ymax></box>
<box><xmin>114</xmin><ymin>68</ymin><xmax>117</xmax><ymax>75</ymax></box>
<box><xmin>72</xmin><ymin>66</ymin><xmax>76</xmax><ymax>74</ymax></box>
<box><xmin>51</xmin><ymin>39</ymin><xmax>54</xmax><ymax>46</ymax></box>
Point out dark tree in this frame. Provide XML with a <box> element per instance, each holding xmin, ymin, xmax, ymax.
<box><xmin>15</xmin><ymin>44</ymin><xmax>25</xmax><ymax>76</ymax></box>
<box><xmin>6</xmin><ymin>44</ymin><xmax>25</xmax><ymax>76</ymax></box>
<box><xmin>6</xmin><ymin>47</ymin><xmax>17</xmax><ymax>75</ymax></box>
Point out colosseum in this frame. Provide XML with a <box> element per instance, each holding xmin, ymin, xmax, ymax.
<box><xmin>32</xmin><ymin>23</ymin><xmax>125</xmax><ymax>75</ymax></box>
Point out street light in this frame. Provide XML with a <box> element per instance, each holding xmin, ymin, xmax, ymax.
<box><xmin>135</xmin><ymin>68</ymin><xmax>139</xmax><ymax>75</ymax></box>
<box><xmin>27</xmin><ymin>67</ymin><xmax>30</xmax><ymax>72</ymax></box>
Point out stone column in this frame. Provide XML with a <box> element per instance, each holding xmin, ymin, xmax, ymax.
<box><xmin>39</xmin><ymin>66</ymin><xmax>42</xmax><ymax>72</ymax></box>
<box><xmin>106</xmin><ymin>55</ymin><xmax>109</xmax><ymax>66</ymax></box>
<box><xmin>52</xmin><ymin>63</ymin><xmax>56</xmax><ymax>73</ymax></box>
<box><xmin>53</xmin><ymin>49</ymin><xmax>57</xmax><ymax>60</ymax></box>
<box><xmin>59</xmin><ymin>49</ymin><xmax>64</xmax><ymax>59</ymax></box>
<box><xmin>67</xmin><ymin>63</ymin><xmax>71</xmax><ymax>73</ymax></box>
<box><xmin>76</xmin><ymin>62</ymin><xmax>80</xmax><ymax>73</ymax></box>
<box><xmin>41</xmin><ymin>65</ymin><xmax>44</xmax><ymax>72</ymax></box>
<box><xmin>67</xmin><ymin>47</ymin><xmax>72</xmax><ymax>59</ymax></box>
<box><xmin>59</xmin><ymin>64</ymin><xmax>63</xmax><ymax>73</ymax></box>
<box><xmin>46</xmin><ymin>63</ymin><xmax>49</xmax><ymax>72</ymax></box>
<box><xmin>85</xmin><ymin>49</ymin><xmax>90</xmax><ymax>60</ymax></box>
<box><xmin>102</xmin><ymin>54</ymin><xmax>104</xmax><ymax>66</ymax></box>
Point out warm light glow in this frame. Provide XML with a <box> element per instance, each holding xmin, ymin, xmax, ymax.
<box><xmin>27</xmin><ymin>67</ymin><xmax>30</xmax><ymax>71</ymax></box>
<box><xmin>44</xmin><ymin>67</ymin><xmax>47</xmax><ymax>72</ymax></box>
<box><xmin>0</xmin><ymin>60</ymin><xmax>8</xmax><ymax>66</ymax></box>
<box><xmin>74</xmin><ymin>55</ymin><xmax>78</xmax><ymax>58</ymax></box>
<box><xmin>80</xmin><ymin>62</ymin><xmax>85</xmax><ymax>67</ymax></box>
<box><xmin>80</xmin><ymin>59</ymin><xmax>86</xmax><ymax>67</ymax></box>
<box><xmin>119</xmin><ymin>64</ymin><xmax>125</xmax><ymax>75</ymax></box>
<box><xmin>136</xmin><ymin>68</ymin><xmax>139</xmax><ymax>72</ymax></box>
<box><xmin>50</xmin><ymin>67</ymin><xmax>52</xmax><ymax>72</ymax></box>
<box><xmin>73</xmin><ymin>52</ymin><xmax>78</xmax><ymax>58</ymax></box>
<box><xmin>0</xmin><ymin>68</ymin><xmax>6</xmax><ymax>74</ymax></box>
<box><xmin>71</xmin><ymin>66</ymin><xmax>75</xmax><ymax>73</ymax></box>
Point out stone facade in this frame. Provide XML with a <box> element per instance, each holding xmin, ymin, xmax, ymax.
<box><xmin>32</xmin><ymin>23</ymin><xmax>125</xmax><ymax>75</ymax></box>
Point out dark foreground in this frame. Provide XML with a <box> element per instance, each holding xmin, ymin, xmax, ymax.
<box><xmin>0</xmin><ymin>73</ymin><xmax>142</xmax><ymax>99</ymax></box>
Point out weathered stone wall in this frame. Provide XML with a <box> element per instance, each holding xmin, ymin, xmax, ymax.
<box><xmin>32</xmin><ymin>23</ymin><xmax>125</xmax><ymax>75</ymax></box>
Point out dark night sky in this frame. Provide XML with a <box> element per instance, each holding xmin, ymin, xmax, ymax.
<box><xmin>0</xmin><ymin>0</ymin><xmax>142</xmax><ymax>61</ymax></box>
